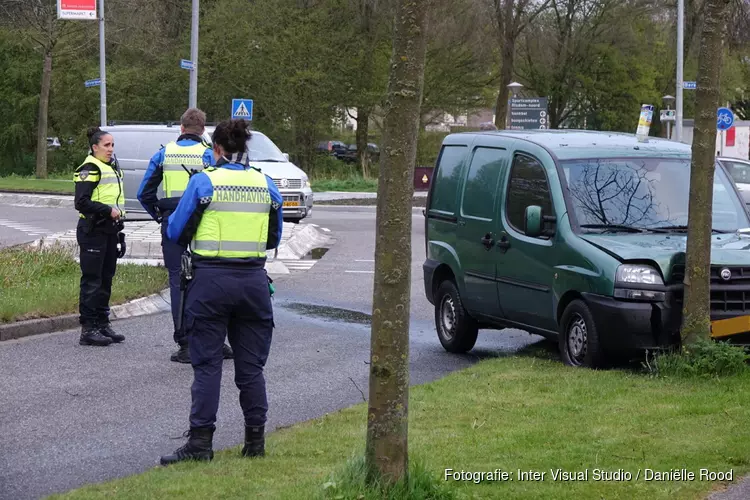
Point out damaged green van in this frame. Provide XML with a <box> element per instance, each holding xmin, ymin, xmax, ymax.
<box><xmin>422</xmin><ymin>130</ymin><xmax>750</xmax><ymax>368</ymax></box>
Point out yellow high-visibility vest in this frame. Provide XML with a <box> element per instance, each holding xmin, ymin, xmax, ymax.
<box><xmin>74</xmin><ymin>155</ymin><xmax>125</xmax><ymax>219</ymax></box>
<box><xmin>192</xmin><ymin>167</ymin><xmax>272</xmax><ymax>258</ymax></box>
<box><xmin>162</xmin><ymin>142</ymin><xmax>210</xmax><ymax>198</ymax></box>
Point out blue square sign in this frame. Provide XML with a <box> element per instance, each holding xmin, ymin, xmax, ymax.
<box><xmin>232</xmin><ymin>99</ymin><xmax>253</xmax><ymax>120</ymax></box>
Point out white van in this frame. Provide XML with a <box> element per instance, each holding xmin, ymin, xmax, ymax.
<box><xmin>101</xmin><ymin>123</ymin><xmax>314</xmax><ymax>221</ymax></box>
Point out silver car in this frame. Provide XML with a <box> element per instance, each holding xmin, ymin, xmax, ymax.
<box><xmin>717</xmin><ymin>156</ymin><xmax>750</xmax><ymax>206</ymax></box>
<box><xmin>101</xmin><ymin>123</ymin><xmax>314</xmax><ymax>221</ymax></box>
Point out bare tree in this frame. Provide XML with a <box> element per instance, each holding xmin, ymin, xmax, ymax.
<box><xmin>365</xmin><ymin>0</ymin><xmax>430</xmax><ymax>485</ymax></box>
<box><xmin>491</xmin><ymin>0</ymin><xmax>552</xmax><ymax>129</ymax></box>
<box><xmin>681</xmin><ymin>0</ymin><xmax>733</xmax><ymax>345</ymax></box>
<box><xmin>1</xmin><ymin>0</ymin><xmax>92</xmax><ymax>178</ymax></box>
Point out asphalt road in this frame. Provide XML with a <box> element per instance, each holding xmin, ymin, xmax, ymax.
<box><xmin>0</xmin><ymin>204</ymin><xmax>77</xmax><ymax>248</ymax></box>
<box><xmin>0</xmin><ymin>203</ymin><xmax>543</xmax><ymax>500</ymax></box>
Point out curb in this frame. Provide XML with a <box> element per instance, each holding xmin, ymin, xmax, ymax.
<box><xmin>0</xmin><ymin>288</ymin><xmax>171</xmax><ymax>342</ymax></box>
<box><xmin>0</xmin><ymin>192</ymin><xmax>74</xmax><ymax>208</ymax></box>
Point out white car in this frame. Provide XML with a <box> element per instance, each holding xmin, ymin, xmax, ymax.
<box><xmin>100</xmin><ymin>123</ymin><xmax>313</xmax><ymax>222</ymax></box>
<box><xmin>717</xmin><ymin>156</ymin><xmax>750</xmax><ymax>207</ymax></box>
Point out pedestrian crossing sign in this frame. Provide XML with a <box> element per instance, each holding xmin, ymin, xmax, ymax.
<box><xmin>231</xmin><ymin>99</ymin><xmax>253</xmax><ymax>120</ymax></box>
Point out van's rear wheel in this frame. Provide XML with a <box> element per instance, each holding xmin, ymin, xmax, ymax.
<box><xmin>434</xmin><ymin>280</ymin><xmax>478</xmax><ymax>353</ymax></box>
<box><xmin>559</xmin><ymin>299</ymin><xmax>605</xmax><ymax>368</ymax></box>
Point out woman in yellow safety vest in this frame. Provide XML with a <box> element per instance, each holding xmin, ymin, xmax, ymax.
<box><xmin>72</xmin><ymin>126</ymin><xmax>127</xmax><ymax>347</ymax></box>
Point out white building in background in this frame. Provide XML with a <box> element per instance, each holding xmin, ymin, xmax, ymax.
<box><xmin>679</xmin><ymin>119</ymin><xmax>750</xmax><ymax>160</ymax></box>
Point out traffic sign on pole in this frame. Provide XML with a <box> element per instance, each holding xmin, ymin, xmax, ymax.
<box><xmin>683</xmin><ymin>81</ymin><xmax>696</xmax><ymax>90</ymax></box>
<box><xmin>85</xmin><ymin>78</ymin><xmax>101</xmax><ymax>87</ymax></box>
<box><xmin>717</xmin><ymin>107</ymin><xmax>734</xmax><ymax>131</ymax></box>
<box><xmin>231</xmin><ymin>99</ymin><xmax>253</xmax><ymax>120</ymax></box>
<box><xmin>180</xmin><ymin>59</ymin><xmax>194</xmax><ymax>70</ymax></box>
<box><xmin>509</xmin><ymin>98</ymin><xmax>548</xmax><ymax>130</ymax></box>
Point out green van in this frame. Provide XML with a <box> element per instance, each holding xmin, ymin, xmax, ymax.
<box><xmin>422</xmin><ymin>130</ymin><xmax>750</xmax><ymax>368</ymax></box>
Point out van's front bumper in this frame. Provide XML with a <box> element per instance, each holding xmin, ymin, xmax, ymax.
<box><xmin>581</xmin><ymin>292</ymin><xmax>681</xmax><ymax>352</ymax></box>
<box><xmin>280</xmin><ymin>189</ymin><xmax>314</xmax><ymax>220</ymax></box>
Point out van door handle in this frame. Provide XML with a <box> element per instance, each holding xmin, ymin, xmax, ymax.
<box><xmin>480</xmin><ymin>233</ymin><xmax>494</xmax><ymax>250</ymax></box>
<box><xmin>497</xmin><ymin>234</ymin><xmax>510</xmax><ymax>252</ymax></box>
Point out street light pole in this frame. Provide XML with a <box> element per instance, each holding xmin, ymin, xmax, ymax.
<box><xmin>99</xmin><ymin>0</ymin><xmax>106</xmax><ymax>126</ymax></box>
<box><xmin>189</xmin><ymin>0</ymin><xmax>199</xmax><ymax>109</ymax></box>
<box><xmin>675</xmin><ymin>0</ymin><xmax>684</xmax><ymax>142</ymax></box>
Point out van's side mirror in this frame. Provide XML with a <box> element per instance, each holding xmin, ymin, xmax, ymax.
<box><xmin>283</xmin><ymin>153</ymin><xmax>289</xmax><ymax>161</ymax></box>
<box><xmin>525</xmin><ymin>205</ymin><xmax>556</xmax><ymax>238</ymax></box>
<box><xmin>524</xmin><ymin>206</ymin><xmax>543</xmax><ymax>237</ymax></box>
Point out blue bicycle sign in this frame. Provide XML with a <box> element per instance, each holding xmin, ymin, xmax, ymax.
<box><xmin>717</xmin><ymin>107</ymin><xmax>734</xmax><ymax>131</ymax></box>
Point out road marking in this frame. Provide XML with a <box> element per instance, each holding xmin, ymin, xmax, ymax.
<box><xmin>345</xmin><ymin>270</ymin><xmax>374</xmax><ymax>274</ymax></box>
<box><xmin>355</xmin><ymin>259</ymin><xmax>374</xmax><ymax>262</ymax></box>
<box><xmin>0</xmin><ymin>219</ymin><xmax>49</xmax><ymax>236</ymax></box>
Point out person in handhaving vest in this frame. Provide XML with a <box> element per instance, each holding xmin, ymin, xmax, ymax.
<box><xmin>73</xmin><ymin>127</ymin><xmax>127</xmax><ymax>347</ymax></box>
<box><xmin>159</xmin><ymin>118</ymin><xmax>283</xmax><ymax>466</ymax></box>
<box><xmin>136</xmin><ymin>108</ymin><xmax>234</xmax><ymax>363</ymax></box>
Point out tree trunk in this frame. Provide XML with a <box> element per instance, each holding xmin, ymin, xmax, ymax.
<box><xmin>681</xmin><ymin>0</ymin><xmax>732</xmax><ymax>346</ymax></box>
<box><xmin>35</xmin><ymin>48</ymin><xmax>52</xmax><ymax>179</ymax></box>
<box><xmin>357</xmin><ymin>109</ymin><xmax>370</xmax><ymax>178</ymax></box>
<box><xmin>494</xmin><ymin>37</ymin><xmax>515</xmax><ymax>130</ymax></box>
<box><xmin>365</xmin><ymin>0</ymin><xmax>429</xmax><ymax>485</ymax></box>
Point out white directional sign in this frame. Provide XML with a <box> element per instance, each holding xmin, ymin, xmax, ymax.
<box><xmin>57</xmin><ymin>0</ymin><xmax>97</xmax><ymax>20</ymax></box>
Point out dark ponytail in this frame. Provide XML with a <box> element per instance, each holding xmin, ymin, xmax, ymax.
<box><xmin>211</xmin><ymin>119</ymin><xmax>252</xmax><ymax>155</ymax></box>
<box><xmin>87</xmin><ymin>126</ymin><xmax>110</xmax><ymax>150</ymax></box>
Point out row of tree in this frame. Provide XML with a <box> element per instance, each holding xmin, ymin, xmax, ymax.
<box><xmin>0</xmin><ymin>0</ymin><xmax>748</xmax><ymax>179</ymax></box>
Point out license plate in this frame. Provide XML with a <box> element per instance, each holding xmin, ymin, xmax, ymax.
<box><xmin>283</xmin><ymin>200</ymin><xmax>300</xmax><ymax>207</ymax></box>
<box><xmin>711</xmin><ymin>315</ymin><xmax>750</xmax><ymax>338</ymax></box>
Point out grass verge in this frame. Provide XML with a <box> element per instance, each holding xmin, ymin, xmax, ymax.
<box><xmin>0</xmin><ymin>173</ymin><xmax>74</xmax><ymax>194</ymax></box>
<box><xmin>51</xmin><ymin>346</ymin><xmax>750</xmax><ymax>499</ymax></box>
<box><xmin>0</xmin><ymin>245</ymin><xmax>167</xmax><ymax>323</ymax></box>
<box><xmin>312</xmin><ymin>176</ymin><xmax>379</xmax><ymax>193</ymax></box>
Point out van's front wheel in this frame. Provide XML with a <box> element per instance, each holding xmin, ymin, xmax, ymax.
<box><xmin>435</xmin><ymin>280</ymin><xmax>478</xmax><ymax>353</ymax></box>
<box><xmin>559</xmin><ymin>299</ymin><xmax>605</xmax><ymax>368</ymax></box>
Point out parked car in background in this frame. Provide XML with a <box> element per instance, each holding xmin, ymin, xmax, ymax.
<box><xmin>423</xmin><ymin>130</ymin><xmax>750</xmax><ymax>368</ymax></box>
<box><xmin>717</xmin><ymin>156</ymin><xmax>750</xmax><ymax>206</ymax></box>
<box><xmin>337</xmin><ymin>143</ymin><xmax>380</xmax><ymax>163</ymax></box>
<box><xmin>316</xmin><ymin>140</ymin><xmax>348</xmax><ymax>157</ymax></box>
<box><xmin>101</xmin><ymin>123</ymin><xmax>313</xmax><ymax>222</ymax></box>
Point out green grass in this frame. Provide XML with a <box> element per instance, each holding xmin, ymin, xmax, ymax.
<box><xmin>0</xmin><ymin>173</ymin><xmax>74</xmax><ymax>194</ymax></box>
<box><xmin>50</xmin><ymin>346</ymin><xmax>750</xmax><ymax>500</ymax></box>
<box><xmin>0</xmin><ymin>245</ymin><xmax>167</xmax><ymax>323</ymax></box>
<box><xmin>312</xmin><ymin>175</ymin><xmax>379</xmax><ymax>193</ymax></box>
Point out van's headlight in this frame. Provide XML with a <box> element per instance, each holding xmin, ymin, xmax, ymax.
<box><xmin>615</xmin><ymin>264</ymin><xmax>663</xmax><ymax>285</ymax></box>
<box><xmin>301</xmin><ymin>174</ymin><xmax>308</xmax><ymax>188</ymax></box>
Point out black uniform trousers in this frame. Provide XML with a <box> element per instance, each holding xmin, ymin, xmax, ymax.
<box><xmin>161</xmin><ymin>219</ymin><xmax>187</xmax><ymax>346</ymax></box>
<box><xmin>185</xmin><ymin>265</ymin><xmax>274</xmax><ymax>429</ymax></box>
<box><xmin>77</xmin><ymin>220</ymin><xmax>119</xmax><ymax>327</ymax></box>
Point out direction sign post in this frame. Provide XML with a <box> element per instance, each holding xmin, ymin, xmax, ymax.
<box><xmin>231</xmin><ymin>99</ymin><xmax>254</xmax><ymax>121</ymax></box>
<box><xmin>683</xmin><ymin>81</ymin><xmax>697</xmax><ymax>90</ymax></box>
<box><xmin>180</xmin><ymin>59</ymin><xmax>194</xmax><ymax>70</ymax></box>
<box><xmin>717</xmin><ymin>107</ymin><xmax>735</xmax><ymax>157</ymax></box>
<box><xmin>509</xmin><ymin>98</ymin><xmax>548</xmax><ymax>130</ymax></box>
<box><xmin>85</xmin><ymin>78</ymin><xmax>101</xmax><ymax>88</ymax></box>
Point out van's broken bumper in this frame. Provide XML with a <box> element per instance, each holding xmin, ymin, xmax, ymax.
<box><xmin>580</xmin><ymin>293</ymin><xmax>681</xmax><ymax>352</ymax></box>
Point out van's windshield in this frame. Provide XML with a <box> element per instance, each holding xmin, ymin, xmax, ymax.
<box><xmin>560</xmin><ymin>157</ymin><xmax>750</xmax><ymax>233</ymax></box>
<box><xmin>203</xmin><ymin>130</ymin><xmax>287</xmax><ymax>163</ymax></box>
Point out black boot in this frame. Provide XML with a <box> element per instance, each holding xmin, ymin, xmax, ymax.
<box><xmin>160</xmin><ymin>427</ymin><xmax>214</xmax><ymax>466</ymax></box>
<box><xmin>222</xmin><ymin>343</ymin><xmax>234</xmax><ymax>359</ymax></box>
<box><xmin>242</xmin><ymin>425</ymin><xmax>265</xmax><ymax>457</ymax></box>
<box><xmin>98</xmin><ymin>322</ymin><xmax>125</xmax><ymax>343</ymax></box>
<box><xmin>170</xmin><ymin>343</ymin><xmax>191</xmax><ymax>364</ymax></box>
<box><xmin>79</xmin><ymin>325</ymin><xmax>113</xmax><ymax>346</ymax></box>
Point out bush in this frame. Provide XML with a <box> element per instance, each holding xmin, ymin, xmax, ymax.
<box><xmin>318</xmin><ymin>454</ymin><xmax>456</xmax><ymax>500</ymax></box>
<box><xmin>651</xmin><ymin>338</ymin><xmax>750</xmax><ymax>378</ymax></box>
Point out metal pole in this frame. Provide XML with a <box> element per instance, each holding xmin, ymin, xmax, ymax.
<box><xmin>675</xmin><ymin>0</ymin><xmax>684</xmax><ymax>142</ymax></box>
<box><xmin>189</xmin><ymin>0</ymin><xmax>199</xmax><ymax>109</ymax></box>
<box><xmin>99</xmin><ymin>0</ymin><xmax>106</xmax><ymax>126</ymax></box>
